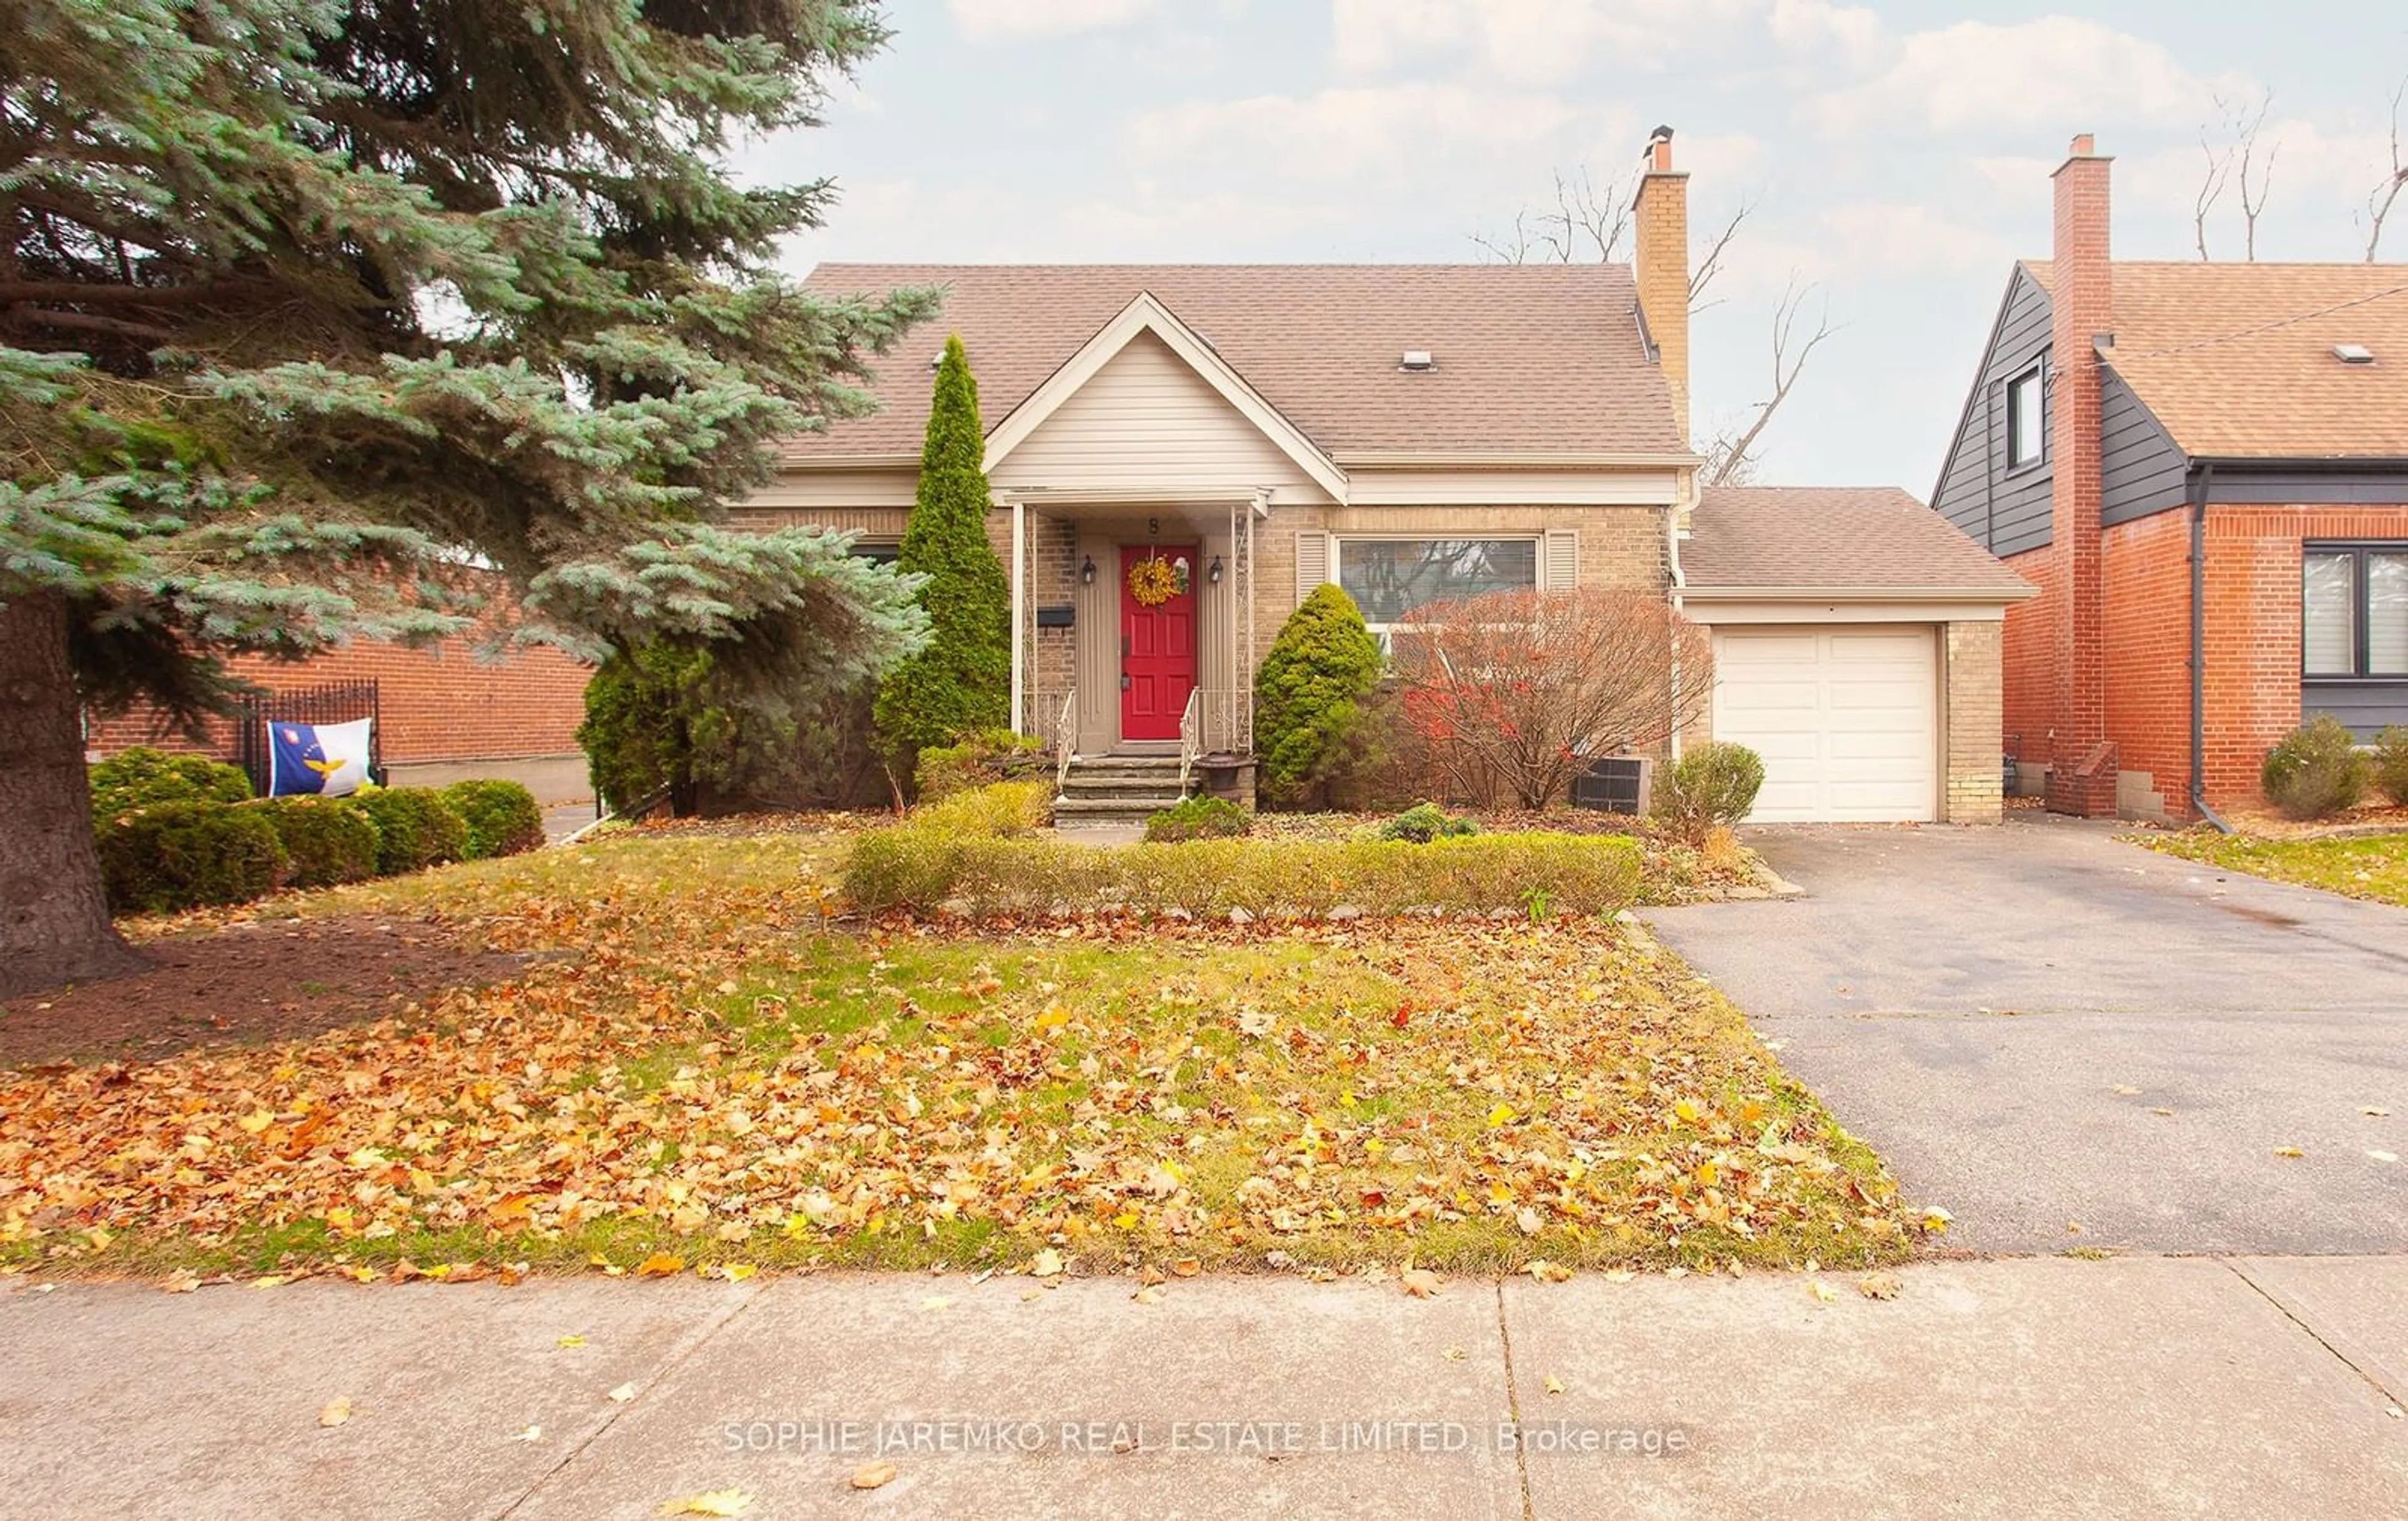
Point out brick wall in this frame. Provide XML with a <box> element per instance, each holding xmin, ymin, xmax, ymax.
<box><xmin>86</xmin><ymin>630</ymin><xmax>591</xmax><ymax>766</ymax></box>
<box><xmin>1944</xmin><ymin>621</ymin><xmax>2004</xmax><ymax>823</ymax></box>
<box><xmin>2100</xmin><ymin>510</ymin><xmax>2191</xmax><ymax>819</ymax></box>
<box><xmin>1999</xmin><ymin>542</ymin><xmax>2058</xmax><ymax>784</ymax></box>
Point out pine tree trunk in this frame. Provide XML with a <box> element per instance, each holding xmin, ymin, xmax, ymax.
<box><xmin>0</xmin><ymin>591</ymin><xmax>148</xmax><ymax>998</ymax></box>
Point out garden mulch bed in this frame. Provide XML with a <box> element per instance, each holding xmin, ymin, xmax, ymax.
<box><xmin>0</xmin><ymin>917</ymin><xmax>534</xmax><ymax>1068</ymax></box>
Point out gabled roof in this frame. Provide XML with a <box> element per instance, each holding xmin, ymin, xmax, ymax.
<box><xmin>982</xmin><ymin>292</ymin><xmax>1348</xmax><ymax>500</ymax></box>
<box><xmin>1684</xmin><ymin>486</ymin><xmax>2035</xmax><ymax>599</ymax></box>
<box><xmin>2022</xmin><ymin>260</ymin><xmax>2408</xmax><ymax>460</ymax></box>
<box><xmin>786</xmin><ymin>264</ymin><xmax>1686</xmax><ymax>462</ymax></box>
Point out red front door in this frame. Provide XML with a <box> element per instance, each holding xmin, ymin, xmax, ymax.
<box><xmin>1119</xmin><ymin>544</ymin><xmax>1198</xmax><ymax>742</ymax></box>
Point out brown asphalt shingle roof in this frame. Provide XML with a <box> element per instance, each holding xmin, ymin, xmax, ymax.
<box><xmin>1685</xmin><ymin>486</ymin><xmax>2033</xmax><ymax>596</ymax></box>
<box><xmin>2022</xmin><ymin>259</ymin><xmax>2408</xmax><ymax>460</ymax></box>
<box><xmin>788</xmin><ymin>264</ymin><xmax>1684</xmax><ymax>460</ymax></box>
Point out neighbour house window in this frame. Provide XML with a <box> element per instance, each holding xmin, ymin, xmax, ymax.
<box><xmin>852</xmin><ymin>540</ymin><xmax>902</xmax><ymax>567</ymax></box>
<box><xmin>2302</xmin><ymin>546</ymin><xmax>2408</xmax><ymax>678</ymax></box>
<box><xmin>2005</xmin><ymin>365</ymin><xmax>2045</xmax><ymax>469</ymax></box>
<box><xmin>1334</xmin><ymin>537</ymin><xmax>1541</xmax><ymax>639</ymax></box>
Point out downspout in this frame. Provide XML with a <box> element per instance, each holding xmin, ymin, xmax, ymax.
<box><xmin>1666</xmin><ymin>468</ymin><xmax>1695</xmax><ymax>762</ymax></box>
<box><xmin>2187</xmin><ymin>461</ymin><xmax>2233</xmax><ymax>833</ymax></box>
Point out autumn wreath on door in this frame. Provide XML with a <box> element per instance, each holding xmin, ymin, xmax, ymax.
<box><xmin>1126</xmin><ymin>551</ymin><xmax>1190</xmax><ymax>607</ymax></box>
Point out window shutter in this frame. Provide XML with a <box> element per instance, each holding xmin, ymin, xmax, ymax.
<box><xmin>1294</xmin><ymin>530</ymin><xmax>1331</xmax><ymax>606</ymax></box>
<box><xmin>1542</xmin><ymin>527</ymin><xmax>1580</xmax><ymax>591</ymax></box>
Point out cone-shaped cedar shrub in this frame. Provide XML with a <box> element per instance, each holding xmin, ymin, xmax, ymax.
<box><xmin>874</xmin><ymin>335</ymin><xmax>1012</xmax><ymax>775</ymax></box>
<box><xmin>1254</xmin><ymin>585</ymin><xmax>1385</xmax><ymax>808</ymax></box>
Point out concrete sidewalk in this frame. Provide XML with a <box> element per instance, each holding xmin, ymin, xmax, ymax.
<box><xmin>5</xmin><ymin>1258</ymin><xmax>2405</xmax><ymax>1519</ymax></box>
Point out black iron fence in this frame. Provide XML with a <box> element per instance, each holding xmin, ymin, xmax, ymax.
<box><xmin>233</xmin><ymin>680</ymin><xmax>383</xmax><ymax>796</ymax></box>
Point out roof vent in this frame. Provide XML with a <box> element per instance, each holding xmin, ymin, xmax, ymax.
<box><xmin>2335</xmin><ymin>343</ymin><xmax>2376</xmax><ymax>365</ymax></box>
<box><xmin>1400</xmin><ymin>350</ymin><xmax>1434</xmax><ymax>372</ymax></box>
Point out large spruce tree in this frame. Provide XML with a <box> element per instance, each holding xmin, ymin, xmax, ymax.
<box><xmin>872</xmin><ymin>333</ymin><xmax>1010</xmax><ymax>774</ymax></box>
<box><xmin>0</xmin><ymin>0</ymin><xmax>934</xmax><ymax>996</ymax></box>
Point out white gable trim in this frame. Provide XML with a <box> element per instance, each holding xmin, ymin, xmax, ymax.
<box><xmin>983</xmin><ymin>292</ymin><xmax>1351</xmax><ymax>503</ymax></box>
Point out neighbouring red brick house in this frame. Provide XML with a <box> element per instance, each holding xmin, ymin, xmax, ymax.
<box><xmin>83</xmin><ymin>586</ymin><xmax>594</xmax><ymax>802</ymax></box>
<box><xmin>1934</xmin><ymin>134</ymin><xmax>2408</xmax><ymax>822</ymax></box>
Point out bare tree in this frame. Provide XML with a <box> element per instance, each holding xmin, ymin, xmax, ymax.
<box><xmin>2196</xmin><ymin>90</ymin><xmax>2279</xmax><ymax>261</ymax></box>
<box><xmin>1703</xmin><ymin>278</ymin><xmax>1837</xmax><ymax>486</ymax></box>
<box><xmin>2363</xmin><ymin>74</ymin><xmax>2408</xmax><ymax>261</ymax></box>
<box><xmin>1470</xmin><ymin>167</ymin><xmax>1631</xmax><ymax>266</ymax></box>
<box><xmin>1471</xmin><ymin>160</ymin><xmax>1800</xmax><ymax>476</ymax></box>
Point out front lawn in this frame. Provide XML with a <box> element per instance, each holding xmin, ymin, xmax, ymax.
<box><xmin>2142</xmin><ymin>829</ymin><xmax>2408</xmax><ymax>909</ymax></box>
<box><xmin>1</xmin><ymin>822</ymin><xmax>1910</xmax><ymax>1280</ymax></box>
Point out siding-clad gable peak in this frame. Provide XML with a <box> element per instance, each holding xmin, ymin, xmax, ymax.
<box><xmin>984</xmin><ymin>291</ymin><xmax>1347</xmax><ymax>503</ymax></box>
<box><xmin>1932</xmin><ymin>263</ymin><xmax>2057</xmax><ymax>555</ymax></box>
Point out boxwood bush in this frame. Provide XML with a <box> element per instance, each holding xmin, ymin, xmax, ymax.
<box><xmin>352</xmin><ymin>787</ymin><xmax>470</xmax><ymax>874</ymax></box>
<box><xmin>2372</xmin><ymin>725</ymin><xmax>2408</xmax><ymax>808</ymax></box>
<box><xmin>1380</xmin><ymin>801</ymin><xmax>1479</xmax><ymax>842</ymax></box>
<box><xmin>89</xmin><ymin>747</ymin><xmax>251</xmax><ymax>819</ymax></box>
<box><xmin>248</xmin><ymin>796</ymin><xmax>383</xmax><ymax>888</ymax></box>
<box><xmin>1653</xmin><ymin>742</ymin><xmax>1766</xmax><ymax>845</ymax></box>
<box><xmin>2261</xmin><ymin>715</ymin><xmax>2370</xmax><ymax>820</ymax></box>
<box><xmin>442</xmin><ymin>779</ymin><xmax>546</xmax><ymax>860</ymax></box>
<box><xmin>97</xmin><ymin>802</ymin><xmax>288</xmax><ymax>915</ymax></box>
<box><xmin>843</xmin><ymin>830</ymin><xmax>1644</xmax><ymax>920</ymax></box>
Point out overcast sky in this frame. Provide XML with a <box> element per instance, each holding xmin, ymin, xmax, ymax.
<box><xmin>752</xmin><ymin>1</ymin><xmax>2408</xmax><ymax>493</ymax></box>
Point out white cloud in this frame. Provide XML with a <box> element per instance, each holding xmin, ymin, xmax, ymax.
<box><xmin>1765</xmin><ymin>0</ymin><xmax>1881</xmax><ymax>66</ymax></box>
<box><xmin>949</xmin><ymin>0</ymin><xmax>1155</xmax><ymax>43</ymax></box>
<box><xmin>1127</xmin><ymin>83</ymin><xmax>1630</xmax><ymax>185</ymax></box>
<box><xmin>1802</xmin><ymin>17</ymin><xmax>2243</xmax><ymax>137</ymax></box>
<box><xmin>1331</xmin><ymin>0</ymin><xmax>1751</xmax><ymax>86</ymax></box>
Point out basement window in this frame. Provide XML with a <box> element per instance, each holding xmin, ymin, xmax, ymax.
<box><xmin>2005</xmin><ymin>364</ymin><xmax>2046</xmax><ymax>470</ymax></box>
<box><xmin>2303</xmin><ymin>545</ymin><xmax>2408</xmax><ymax>678</ymax></box>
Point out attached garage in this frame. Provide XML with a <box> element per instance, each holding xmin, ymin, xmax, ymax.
<box><xmin>1709</xmin><ymin>626</ymin><xmax>1940</xmax><ymax>823</ymax></box>
<box><xmin>1680</xmin><ymin>487</ymin><xmax>2039</xmax><ymax>824</ymax></box>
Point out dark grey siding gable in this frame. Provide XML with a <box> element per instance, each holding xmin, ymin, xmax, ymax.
<box><xmin>1932</xmin><ymin>264</ymin><xmax>2056</xmax><ymax>557</ymax></box>
<box><xmin>2098</xmin><ymin>367</ymin><xmax>2189</xmax><ymax>525</ymax></box>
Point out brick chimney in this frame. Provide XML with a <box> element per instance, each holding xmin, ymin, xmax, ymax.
<box><xmin>2046</xmin><ymin>132</ymin><xmax>2118</xmax><ymax>817</ymax></box>
<box><xmin>1632</xmin><ymin>125</ymin><xmax>1691</xmax><ymax>445</ymax></box>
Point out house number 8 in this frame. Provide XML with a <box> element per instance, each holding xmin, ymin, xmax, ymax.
<box><xmin>1148</xmin><ymin>517</ymin><xmax>1159</xmax><ymax>537</ymax></box>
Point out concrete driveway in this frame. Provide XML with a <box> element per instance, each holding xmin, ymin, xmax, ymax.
<box><xmin>1645</xmin><ymin>815</ymin><xmax>2408</xmax><ymax>1255</ymax></box>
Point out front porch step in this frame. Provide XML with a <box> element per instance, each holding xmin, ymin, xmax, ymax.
<box><xmin>1054</xmin><ymin>754</ymin><xmax>1193</xmax><ymax>825</ymax></box>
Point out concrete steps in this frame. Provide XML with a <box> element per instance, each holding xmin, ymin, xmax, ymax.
<box><xmin>1055</xmin><ymin>754</ymin><xmax>1189</xmax><ymax>826</ymax></box>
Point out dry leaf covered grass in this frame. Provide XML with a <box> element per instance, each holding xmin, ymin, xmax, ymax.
<box><xmin>1</xmin><ymin>826</ymin><xmax>1909</xmax><ymax>1278</ymax></box>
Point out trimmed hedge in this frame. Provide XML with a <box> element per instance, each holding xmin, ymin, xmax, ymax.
<box><xmin>98</xmin><ymin>802</ymin><xmax>288</xmax><ymax>915</ymax></box>
<box><xmin>844</xmin><ymin>830</ymin><xmax>1645</xmax><ymax>920</ymax></box>
<box><xmin>1254</xmin><ymin>584</ymin><xmax>1384</xmax><ymax>808</ymax></box>
<box><xmin>443</xmin><ymin>779</ymin><xmax>546</xmax><ymax>860</ymax></box>
<box><xmin>914</xmin><ymin>779</ymin><xmax>1053</xmax><ymax>838</ymax></box>
<box><xmin>2261</xmin><ymin>715</ymin><xmax>2369</xmax><ymax>820</ymax></box>
<box><xmin>249</xmin><ymin>796</ymin><xmax>382</xmax><ymax>887</ymax></box>
<box><xmin>89</xmin><ymin>746</ymin><xmax>251</xmax><ymax>819</ymax></box>
<box><xmin>352</xmin><ymin>787</ymin><xmax>470</xmax><ymax>873</ymax></box>
<box><xmin>1144</xmin><ymin>794</ymin><xmax>1250</xmax><ymax>843</ymax></box>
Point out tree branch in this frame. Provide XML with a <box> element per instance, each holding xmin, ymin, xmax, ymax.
<box><xmin>2366</xmin><ymin>74</ymin><xmax>2408</xmax><ymax>262</ymax></box>
<box><xmin>1705</xmin><ymin>277</ymin><xmax>1836</xmax><ymax>487</ymax></box>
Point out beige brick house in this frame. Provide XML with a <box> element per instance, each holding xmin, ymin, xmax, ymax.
<box><xmin>754</xmin><ymin>134</ymin><xmax>2031</xmax><ymax>823</ymax></box>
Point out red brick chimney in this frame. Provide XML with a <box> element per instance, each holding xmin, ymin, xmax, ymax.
<box><xmin>1631</xmin><ymin>126</ymin><xmax>1691</xmax><ymax>445</ymax></box>
<box><xmin>2046</xmin><ymin>132</ymin><xmax>2118</xmax><ymax>817</ymax></box>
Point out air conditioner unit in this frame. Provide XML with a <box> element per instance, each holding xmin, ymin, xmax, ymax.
<box><xmin>1571</xmin><ymin>755</ymin><xmax>1652</xmax><ymax>816</ymax></box>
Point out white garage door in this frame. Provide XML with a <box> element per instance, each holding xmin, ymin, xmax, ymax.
<box><xmin>1709</xmin><ymin>627</ymin><xmax>1939</xmax><ymax>823</ymax></box>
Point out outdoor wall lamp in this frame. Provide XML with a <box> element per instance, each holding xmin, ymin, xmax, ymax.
<box><xmin>1080</xmin><ymin>554</ymin><xmax>1097</xmax><ymax>584</ymax></box>
<box><xmin>1207</xmin><ymin>555</ymin><xmax>1224</xmax><ymax>585</ymax></box>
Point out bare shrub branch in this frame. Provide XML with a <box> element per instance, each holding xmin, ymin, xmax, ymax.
<box><xmin>1388</xmin><ymin>589</ymin><xmax>1714</xmax><ymax>809</ymax></box>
